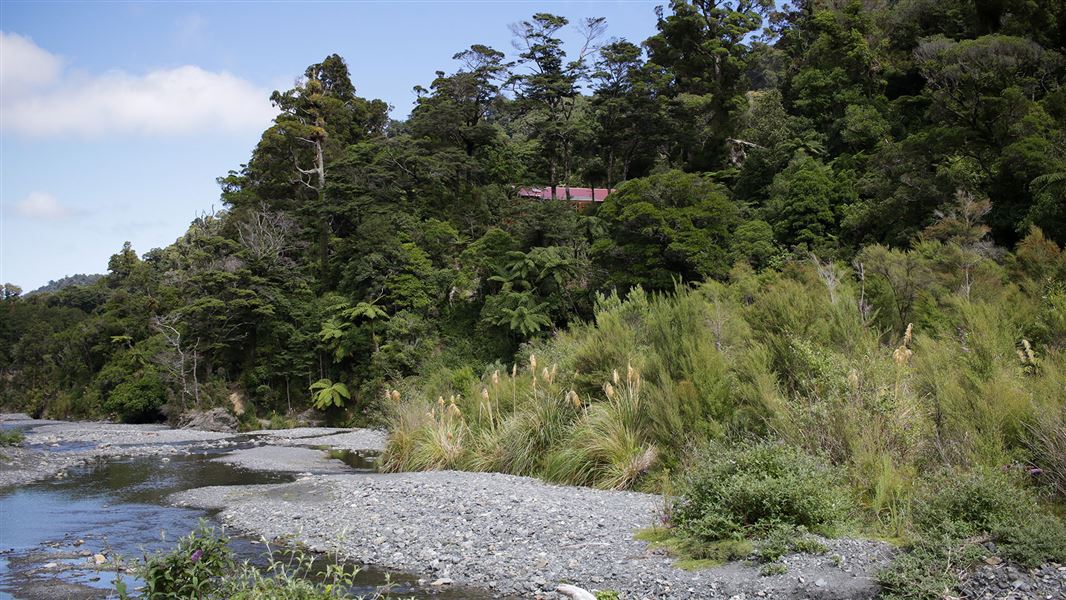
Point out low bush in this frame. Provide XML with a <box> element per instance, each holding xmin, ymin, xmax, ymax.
<box><xmin>754</xmin><ymin>525</ymin><xmax>827</xmax><ymax>563</ymax></box>
<box><xmin>119</xmin><ymin>522</ymin><xmax>402</xmax><ymax>600</ymax></box>
<box><xmin>1027</xmin><ymin>401</ymin><xmax>1066</xmax><ymax>501</ymax></box>
<box><xmin>912</xmin><ymin>468</ymin><xmax>1026</xmax><ymax>538</ymax></box>
<box><xmin>0</xmin><ymin>429</ymin><xmax>25</xmax><ymax>446</ymax></box>
<box><xmin>879</xmin><ymin>468</ymin><xmax>1066</xmax><ymax>600</ymax></box>
<box><xmin>131</xmin><ymin>521</ymin><xmax>233</xmax><ymax>599</ymax></box>
<box><xmin>671</xmin><ymin>441</ymin><xmax>852</xmax><ymax>544</ymax></box>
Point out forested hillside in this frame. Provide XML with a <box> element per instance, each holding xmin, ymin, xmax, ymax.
<box><xmin>25</xmin><ymin>274</ymin><xmax>104</xmax><ymax>296</ymax></box>
<box><xmin>1</xmin><ymin>0</ymin><xmax>1063</xmax><ymax>431</ymax></box>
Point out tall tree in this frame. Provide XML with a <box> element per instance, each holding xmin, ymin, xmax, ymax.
<box><xmin>510</xmin><ymin>13</ymin><xmax>606</xmax><ymax>194</ymax></box>
<box><xmin>646</xmin><ymin>0</ymin><xmax>774</xmax><ymax>171</ymax></box>
<box><xmin>588</xmin><ymin>40</ymin><xmax>665</xmax><ymax>187</ymax></box>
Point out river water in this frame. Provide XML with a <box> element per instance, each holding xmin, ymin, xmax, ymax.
<box><xmin>0</xmin><ymin>442</ymin><xmax>496</xmax><ymax>599</ymax></box>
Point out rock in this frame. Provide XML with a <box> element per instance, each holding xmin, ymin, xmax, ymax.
<box><xmin>178</xmin><ymin>408</ymin><xmax>237</xmax><ymax>433</ymax></box>
<box><xmin>431</xmin><ymin>577</ymin><xmax>454</xmax><ymax>586</ymax></box>
<box><xmin>93</xmin><ymin>553</ymin><xmax>106</xmax><ymax>565</ymax></box>
<box><xmin>293</xmin><ymin>409</ymin><xmax>324</xmax><ymax>427</ymax></box>
<box><xmin>557</xmin><ymin>584</ymin><xmax>597</xmax><ymax>600</ymax></box>
<box><xmin>815</xmin><ymin>578</ymin><xmax>827</xmax><ymax>587</ymax></box>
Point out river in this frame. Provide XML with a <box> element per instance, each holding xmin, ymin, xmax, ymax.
<box><xmin>0</xmin><ymin>433</ymin><xmax>495</xmax><ymax>599</ymax></box>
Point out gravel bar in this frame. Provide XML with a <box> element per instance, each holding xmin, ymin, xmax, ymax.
<box><xmin>215</xmin><ymin>445</ymin><xmax>353</xmax><ymax>473</ymax></box>
<box><xmin>249</xmin><ymin>427</ymin><xmax>388</xmax><ymax>452</ymax></box>
<box><xmin>0</xmin><ymin>415</ymin><xmax>236</xmax><ymax>488</ymax></box>
<box><xmin>174</xmin><ymin>470</ymin><xmax>893</xmax><ymax>599</ymax></box>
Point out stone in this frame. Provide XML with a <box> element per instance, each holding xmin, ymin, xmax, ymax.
<box><xmin>177</xmin><ymin>408</ymin><xmax>237</xmax><ymax>433</ymax></box>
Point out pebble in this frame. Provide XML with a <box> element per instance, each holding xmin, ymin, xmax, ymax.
<box><xmin>958</xmin><ymin>561</ymin><xmax>1066</xmax><ymax>599</ymax></box>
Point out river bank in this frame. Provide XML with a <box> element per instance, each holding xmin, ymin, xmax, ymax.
<box><xmin>8</xmin><ymin>414</ymin><xmax>1057</xmax><ymax>600</ymax></box>
<box><xmin>2</xmin><ymin>413</ymin><xmax>895</xmax><ymax>599</ymax></box>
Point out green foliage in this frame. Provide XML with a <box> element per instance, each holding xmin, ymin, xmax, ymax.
<box><xmin>913</xmin><ymin>469</ymin><xmax>1026</xmax><ymax>538</ymax></box>
<box><xmin>123</xmin><ymin>522</ymin><xmax>398</xmax><ymax>600</ymax></box>
<box><xmin>879</xmin><ymin>469</ymin><xmax>1066</xmax><ymax>600</ymax></box>
<box><xmin>766</xmin><ymin>153</ymin><xmax>855</xmax><ymax>255</ymax></box>
<box><xmin>0</xmin><ymin>429</ymin><xmax>25</xmax><ymax>446</ymax></box>
<box><xmin>104</xmin><ymin>371</ymin><xmax>166</xmax><ymax>423</ymax></box>
<box><xmin>759</xmin><ymin>562</ymin><xmax>788</xmax><ymax>576</ymax></box>
<box><xmin>309</xmin><ymin>379</ymin><xmax>351</xmax><ymax>410</ymax></box>
<box><xmin>754</xmin><ymin>525</ymin><xmax>827</xmax><ymax>563</ymax></box>
<box><xmin>136</xmin><ymin>521</ymin><xmax>234</xmax><ymax>599</ymax></box>
<box><xmin>634</xmin><ymin>525</ymin><xmax>755</xmax><ymax>567</ymax></box>
<box><xmin>594</xmin><ymin>171</ymin><xmax>741</xmax><ymax>287</ymax></box>
<box><xmin>671</xmin><ymin>442</ymin><xmax>851</xmax><ymax>544</ymax></box>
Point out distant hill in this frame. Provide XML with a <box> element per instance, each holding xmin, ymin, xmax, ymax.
<box><xmin>28</xmin><ymin>273</ymin><xmax>104</xmax><ymax>296</ymax></box>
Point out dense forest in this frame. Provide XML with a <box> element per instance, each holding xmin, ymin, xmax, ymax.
<box><xmin>4</xmin><ymin>0</ymin><xmax>1066</xmax><ymax>595</ymax></box>
<box><xmin>4</xmin><ymin>0</ymin><xmax>1063</xmax><ymax>423</ymax></box>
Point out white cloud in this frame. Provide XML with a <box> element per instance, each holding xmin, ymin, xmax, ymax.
<box><xmin>0</xmin><ymin>32</ymin><xmax>63</xmax><ymax>96</ymax></box>
<box><xmin>13</xmin><ymin>192</ymin><xmax>70</xmax><ymax>220</ymax></box>
<box><xmin>0</xmin><ymin>31</ymin><xmax>275</xmax><ymax>138</ymax></box>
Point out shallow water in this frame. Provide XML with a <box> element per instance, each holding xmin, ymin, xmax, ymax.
<box><xmin>0</xmin><ymin>449</ymin><xmax>496</xmax><ymax>599</ymax></box>
<box><xmin>321</xmin><ymin>447</ymin><xmax>380</xmax><ymax>471</ymax></box>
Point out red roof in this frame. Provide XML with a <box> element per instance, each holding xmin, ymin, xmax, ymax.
<box><xmin>518</xmin><ymin>186</ymin><xmax>614</xmax><ymax>202</ymax></box>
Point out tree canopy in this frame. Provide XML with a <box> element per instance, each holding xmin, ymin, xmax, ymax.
<box><xmin>2</xmin><ymin>3</ymin><xmax>1063</xmax><ymax>426</ymax></box>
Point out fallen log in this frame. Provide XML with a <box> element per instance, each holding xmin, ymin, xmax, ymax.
<box><xmin>556</xmin><ymin>583</ymin><xmax>597</xmax><ymax>600</ymax></box>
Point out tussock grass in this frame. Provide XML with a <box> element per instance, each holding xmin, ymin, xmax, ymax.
<box><xmin>383</xmin><ymin>229</ymin><xmax>1066</xmax><ymax>592</ymax></box>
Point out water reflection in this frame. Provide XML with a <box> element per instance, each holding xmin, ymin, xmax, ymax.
<box><xmin>0</xmin><ymin>452</ymin><xmax>496</xmax><ymax>599</ymax></box>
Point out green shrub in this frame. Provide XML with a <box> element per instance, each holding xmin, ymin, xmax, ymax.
<box><xmin>912</xmin><ymin>468</ymin><xmax>1026</xmax><ymax>537</ymax></box>
<box><xmin>1027</xmin><ymin>400</ymin><xmax>1066</xmax><ymax>500</ymax></box>
<box><xmin>671</xmin><ymin>441</ymin><xmax>852</xmax><ymax>544</ymax></box>
<box><xmin>268</xmin><ymin>411</ymin><xmax>297</xmax><ymax>430</ymax></box>
<box><xmin>754</xmin><ymin>525</ymin><xmax>827</xmax><ymax>562</ymax></box>
<box><xmin>997</xmin><ymin>513</ymin><xmax>1066</xmax><ymax>567</ymax></box>
<box><xmin>634</xmin><ymin>526</ymin><xmax>754</xmax><ymax>567</ymax></box>
<box><xmin>135</xmin><ymin>521</ymin><xmax>233</xmax><ymax>599</ymax></box>
<box><xmin>880</xmin><ymin>468</ymin><xmax>1066</xmax><ymax>600</ymax></box>
<box><xmin>103</xmin><ymin>371</ymin><xmax>166</xmax><ymax>423</ymax></box>
<box><xmin>0</xmin><ymin>429</ymin><xmax>25</xmax><ymax>446</ymax></box>
<box><xmin>878</xmin><ymin>533</ymin><xmax>978</xmax><ymax>600</ymax></box>
<box><xmin>120</xmin><ymin>522</ymin><xmax>399</xmax><ymax>600</ymax></box>
<box><xmin>759</xmin><ymin>562</ymin><xmax>788</xmax><ymax>576</ymax></box>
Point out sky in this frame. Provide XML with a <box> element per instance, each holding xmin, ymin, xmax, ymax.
<box><xmin>0</xmin><ymin>0</ymin><xmax>663</xmax><ymax>292</ymax></box>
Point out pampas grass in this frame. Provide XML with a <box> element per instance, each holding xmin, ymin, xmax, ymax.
<box><xmin>384</xmin><ymin>253</ymin><xmax>1066</xmax><ymax>512</ymax></box>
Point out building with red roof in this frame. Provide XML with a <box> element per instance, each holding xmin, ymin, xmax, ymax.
<box><xmin>517</xmin><ymin>186</ymin><xmax>614</xmax><ymax>203</ymax></box>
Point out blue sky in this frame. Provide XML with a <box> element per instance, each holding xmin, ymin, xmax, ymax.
<box><xmin>1</xmin><ymin>1</ymin><xmax>662</xmax><ymax>291</ymax></box>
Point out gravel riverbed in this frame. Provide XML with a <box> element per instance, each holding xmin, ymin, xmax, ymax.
<box><xmin>174</xmin><ymin>469</ymin><xmax>893</xmax><ymax>599</ymax></box>
<box><xmin>0</xmin><ymin>413</ymin><xmax>233</xmax><ymax>487</ymax></box>
<box><xmin>248</xmin><ymin>426</ymin><xmax>388</xmax><ymax>452</ymax></box>
<box><xmin>215</xmin><ymin>445</ymin><xmax>355</xmax><ymax>473</ymax></box>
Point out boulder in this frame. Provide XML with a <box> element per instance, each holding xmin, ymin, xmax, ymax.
<box><xmin>179</xmin><ymin>408</ymin><xmax>237</xmax><ymax>432</ymax></box>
